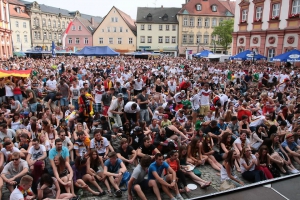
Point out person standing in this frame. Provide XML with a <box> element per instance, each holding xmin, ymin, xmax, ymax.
<box><xmin>137</xmin><ymin>87</ymin><xmax>150</xmax><ymax>124</ymax></box>
<box><xmin>199</xmin><ymin>83</ymin><xmax>211</xmax><ymax>115</ymax></box>
<box><xmin>57</xmin><ymin>80</ymin><xmax>70</xmax><ymax>112</ymax></box>
<box><xmin>108</xmin><ymin>93</ymin><xmax>124</xmax><ymax>127</ymax></box>
<box><xmin>70</xmin><ymin>80</ymin><xmax>80</xmax><ymax>110</ymax></box>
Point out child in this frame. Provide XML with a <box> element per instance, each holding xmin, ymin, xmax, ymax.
<box><xmin>161</xmin><ymin>114</ymin><xmax>171</xmax><ymax>128</ymax></box>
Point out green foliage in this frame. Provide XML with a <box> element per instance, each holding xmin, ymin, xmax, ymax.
<box><xmin>212</xmin><ymin>19</ymin><xmax>234</xmax><ymax>52</ymax></box>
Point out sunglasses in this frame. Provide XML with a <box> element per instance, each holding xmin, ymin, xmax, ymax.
<box><xmin>12</xmin><ymin>158</ymin><xmax>19</xmax><ymax>161</ymax></box>
<box><xmin>60</xmin><ymin>135</ymin><xmax>65</xmax><ymax>137</ymax></box>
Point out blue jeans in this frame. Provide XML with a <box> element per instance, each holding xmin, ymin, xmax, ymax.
<box><xmin>14</xmin><ymin>94</ymin><xmax>23</xmax><ymax>103</ymax></box>
<box><xmin>60</xmin><ymin>97</ymin><xmax>69</xmax><ymax>106</ymax></box>
<box><xmin>140</xmin><ymin>109</ymin><xmax>150</xmax><ymax>123</ymax></box>
<box><xmin>29</xmin><ymin>102</ymin><xmax>38</xmax><ymax>112</ymax></box>
<box><xmin>72</xmin><ymin>99</ymin><xmax>79</xmax><ymax>110</ymax></box>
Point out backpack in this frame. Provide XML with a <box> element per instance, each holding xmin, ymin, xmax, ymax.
<box><xmin>120</xmin><ymin>171</ymin><xmax>131</xmax><ymax>191</ymax></box>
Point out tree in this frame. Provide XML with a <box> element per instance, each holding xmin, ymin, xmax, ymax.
<box><xmin>212</xmin><ymin>19</ymin><xmax>234</xmax><ymax>53</ymax></box>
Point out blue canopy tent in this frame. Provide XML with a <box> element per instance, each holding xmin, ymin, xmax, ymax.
<box><xmin>271</xmin><ymin>49</ymin><xmax>300</xmax><ymax>62</ymax></box>
<box><xmin>230</xmin><ymin>50</ymin><xmax>266</xmax><ymax>61</ymax></box>
<box><xmin>194</xmin><ymin>50</ymin><xmax>213</xmax><ymax>58</ymax></box>
<box><xmin>72</xmin><ymin>46</ymin><xmax>120</xmax><ymax>56</ymax></box>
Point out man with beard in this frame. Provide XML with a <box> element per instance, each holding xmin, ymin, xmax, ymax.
<box><xmin>49</xmin><ymin>138</ymin><xmax>70</xmax><ymax>166</ymax></box>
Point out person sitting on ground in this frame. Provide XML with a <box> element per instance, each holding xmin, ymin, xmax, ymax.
<box><xmin>10</xmin><ymin>175</ymin><xmax>35</xmax><ymax>200</ymax></box>
<box><xmin>1</xmin><ymin>152</ymin><xmax>29</xmax><ymax>192</ymax></box>
<box><xmin>116</xmin><ymin>138</ymin><xmax>137</xmax><ymax>166</ymax></box>
<box><xmin>1</xmin><ymin>141</ymin><xmax>25</xmax><ymax>161</ymax></box>
<box><xmin>26</xmin><ymin>138</ymin><xmax>47</xmax><ymax>169</ymax></box>
<box><xmin>103</xmin><ymin>151</ymin><xmax>127</xmax><ymax>197</ymax></box>
<box><xmin>137</xmin><ymin>136</ymin><xmax>160</xmax><ymax>160</ymax></box>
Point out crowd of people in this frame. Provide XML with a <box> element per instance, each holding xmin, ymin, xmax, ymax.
<box><xmin>2</xmin><ymin>56</ymin><xmax>300</xmax><ymax>200</ymax></box>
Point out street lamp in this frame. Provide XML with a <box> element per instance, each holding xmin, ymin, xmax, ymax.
<box><xmin>252</xmin><ymin>48</ymin><xmax>256</xmax><ymax>63</ymax></box>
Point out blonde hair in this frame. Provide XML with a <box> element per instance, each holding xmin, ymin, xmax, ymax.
<box><xmin>20</xmin><ymin>175</ymin><xmax>33</xmax><ymax>185</ymax></box>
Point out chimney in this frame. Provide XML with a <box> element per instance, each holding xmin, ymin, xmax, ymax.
<box><xmin>161</xmin><ymin>5</ymin><xmax>163</xmax><ymax>8</ymax></box>
<box><xmin>91</xmin><ymin>17</ymin><xmax>94</xmax><ymax>26</ymax></box>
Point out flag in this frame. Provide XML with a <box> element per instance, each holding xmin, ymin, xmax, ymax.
<box><xmin>51</xmin><ymin>41</ymin><xmax>56</xmax><ymax>57</ymax></box>
<box><xmin>62</xmin><ymin>21</ymin><xmax>73</xmax><ymax>48</ymax></box>
<box><xmin>0</xmin><ymin>69</ymin><xmax>31</xmax><ymax>78</ymax></box>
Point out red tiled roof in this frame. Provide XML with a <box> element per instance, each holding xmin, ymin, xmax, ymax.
<box><xmin>8</xmin><ymin>0</ymin><xmax>25</xmax><ymax>6</ymax></box>
<box><xmin>115</xmin><ymin>7</ymin><xmax>137</xmax><ymax>35</ymax></box>
<box><xmin>178</xmin><ymin>0</ymin><xmax>235</xmax><ymax>16</ymax></box>
<box><xmin>9</xmin><ymin>1</ymin><xmax>30</xmax><ymax>18</ymax></box>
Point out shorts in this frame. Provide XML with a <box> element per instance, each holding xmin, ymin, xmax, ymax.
<box><xmin>200</xmin><ymin>105</ymin><xmax>210</xmax><ymax>115</ymax></box>
<box><xmin>192</xmin><ymin>108</ymin><xmax>200</xmax><ymax>113</ymax></box>
<box><xmin>132</xmin><ymin>179</ymin><xmax>149</xmax><ymax>194</ymax></box>
<box><xmin>93</xmin><ymin>103</ymin><xmax>102</xmax><ymax>113</ymax></box>
<box><xmin>102</xmin><ymin>106</ymin><xmax>109</xmax><ymax>116</ymax></box>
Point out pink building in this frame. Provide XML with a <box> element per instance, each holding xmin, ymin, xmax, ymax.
<box><xmin>63</xmin><ymin>12</ymin><xmax>101</xmax><ymax>50</ymax></box>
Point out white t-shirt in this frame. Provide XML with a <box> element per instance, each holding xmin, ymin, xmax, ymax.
<box><xmin>28</xmin><ymin>144</ymin><xmax>46</xmax><ymax>160</ymax></box>
<box><xmin>90</xmin><ymin>137</ymin><xmax>109</xmax><ymax>154</ymax></box>
<box><xmin>94</xmin><ymin>88</ymin><xmax>104</xmax><ymax>104</ymax></box>
<box><xmin>240</xmin><ymin>154</ymin><xmax>256</xmax><ymax>173</ymax></box>
<box><xmin>133</xmin><ymin>79</ymin><xmax>143</xmax><ymax>90</ymax></box>
<box><xmin>124</xmin><ymin>102</ymin><xmax>140</xmax><ymax>113</ymax></box>
<box><xmin>70</xmin><ymin>86</ymin><xmax>80</xmax><ymax>100</ymax></box>
<box><xmin>46</xmin><ymin>79</ymin><xmax>57</xmax><ymax>90</ymax></box>
<box><xmin>199</xmin><ymin>89</ymin><xmax>211</xmax><ymax>106</ymax></box>
<box><xmin>1</xmin><ymin>147</ymin><xmax>20</xmax><ymax>160</ymax></box>
<box><xmin>190</xmin><ymin>93</ymin><xmax>200</xmax><ymax>110</ymax></box>
<box><xmin>5</xmin><ymin>85</ymin><xmax>13</xmax><ymax>96</ymax></box>
<box><xmin>10</xmin><ymin>187</ymin><xmax>34</xmax><ymax>200</ymax></box>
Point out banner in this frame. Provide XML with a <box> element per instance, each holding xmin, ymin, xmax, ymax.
<box><xmin>0</xmin><ymin>70</ymin><xmax>32</xmax><ymax>78</ymax></box>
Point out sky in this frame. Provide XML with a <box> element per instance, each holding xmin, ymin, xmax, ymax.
<box><xmin>30</xmin><ymin>0</ymin><xmax>187</xmax><ymax>19</ymax></box>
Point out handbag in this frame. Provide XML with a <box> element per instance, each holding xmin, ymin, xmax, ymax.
<box><xmin>219</xmin><ymin>180</ymin><xmax>235</xmax><ymax>191</ymax></box>
<box><xmin>193</xmin><ymin>168</ymin><xmax>202</xmax><ymax>177</ymax></box>
<box><xmin>269</xmin><ymin>166</ymin><xmax>281</xmax><ymax>178</ymax></box>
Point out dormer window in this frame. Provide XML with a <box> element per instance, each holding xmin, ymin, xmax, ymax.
<box><xmin>16</xmin><ymin>7</ymin><xmax>21</xmax><ymax>13</ymax></box>
<box><xmin>147</xmin><ymin>13</ymin><xmax>152</xmax><ymax>20</ymax></box>
<box><xmin>196</xmin><ymin>4</ymin><xmax>202</xmax><ymax>11</ymax></box>
<box><xmin>212</xmin><ymin>5</ymin><xmax>217</xmax><ymax>12</ymax></box>
<box><xmin>162</xmin><ymin>14</ymin><xmax>168</xmax><ymax>21</ymax></box>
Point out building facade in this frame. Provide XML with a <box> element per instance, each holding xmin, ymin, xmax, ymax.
<box><xmin>0</xmin><ymin>0</ymin><xmax>12</xmax><ymax>60</ymax></box>
<box><xmin>177</xmin><ymin>0</ymin><xmax>235</xmax><ymax>55</ymax></box>
<box><xmin>136</xmin><ymin>7</ymin><xmax>180</xmax><ymax>56</ymax></box>
<box><xmin>63</xmin><ymin>12</ymin><xmax>101</xmax><ymax>50</ymax></box>
<box><xmin>93</xmin><ymin>6</ymin><xmax>136</xmax><ymax>53</ymax></box>
<box><xmin>9</xmin><ymin>0</ymin><xmax>31</xmax><ymax>52</ymax></box>
<box><xmin>232</xmin><ymin>0</ymin><xmax>300</xmax><ymax>61</ymax></box>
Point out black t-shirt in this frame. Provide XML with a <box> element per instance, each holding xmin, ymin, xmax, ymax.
<box><xmin>117</xmin><ymin>146</ymin><xmax>134</xmax><ymax>160</ymax></box>
<box><xmin>131</xmin><ymin>133</ymin><xmax>145</xmax><ymax>150</ymax></box>
<box><xmin>139</xmin><ymin>144</ymin><xmax>155</xmax><ymax>156</ymax></box>
<box><xmin>44</xmin><ymin>92</ymin><xmax>60</xmax><ymax>102</ymax></box>
<box><xmin>137</xmin><ymin>93</ymin><xmax>148</xmax><ymax>109</ymax></box>
<box><xmin>203</xmin><ymin>125</ymin><xmax>220</xmax><ymax>135</ymax></box>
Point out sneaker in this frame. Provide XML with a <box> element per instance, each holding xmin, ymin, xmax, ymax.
<box><xmin>290</xmin><ymin>169</ymin><xmax>300</xmax><ymax>174</ymax></box>
<box><xmin>107</xmin><ymin>190</ymin><xmax>113</xmax><ymax>197</ymax></box>
<box><xmin>115</xmin><ymin>189</ymin><xmax>122</xmax><ymax>197</ymax></box>
<box><xmin>176</xmin><ymin>194</ymin><xmax>184</xmax><ymax>200</ymax></box>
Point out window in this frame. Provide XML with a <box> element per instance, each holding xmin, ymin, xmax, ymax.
<box><xmin>196</xmin><ymin>35</ymin><xmax>201</xmax><ymax>43</ymax></box>
<box><xmin>34</xmin><ymin>18</ymin><xmax>39</xmax><ymax>26</ymax></box>
<box><xmin>120</xmin><ymin>27</ymin><xmax>123</xmax><ymax>32</ymax></box>
<box><xmin>272</xmin><ymin>4</ymin><xmax>280</xmax><ymax>17</ymax></box>
<box><xmin>16</xmin><ymin>21</ymin><xmax>19</xmax><ymax>27</ymax></box>
<box><xmin>212</xmin><ymin>18</ymin><xmax>217</xmax><ymax>27</ymax></box>
<box><xmin>23</xmin><ymin>22</ymin><xmax>26</xmax><ymax>28</ymax></box>
<box><xmin>53</xmin><ymin>21</ymin><xmax>56</xmax><ymax>28</ymax></box>
<box><xmin>3</xmin><ymin>6</ymin><xmax>6</xmax><ymax>22</ymax></box>
<box><xmin>78</xmin><ymin>26</ymin><xmax>82</xmax><ymax>31</ymax></box>
<box><xmin>99</xmin><ymin>38</ymin><xmax>103</xmax><ymax>44</ymax></box>
<box><xmin>165</xmin><ymin>36</ymin><xmax>170</xmax><ymax>43</ymax></box>
<box><xmin>219</xmin><ymin>18</ymin><xmax>224</xmax><ymax>25</ymax></box>
<box><xmin>48</xmin><ymin>19</ymin><xmax>51</xmax><ymax>27</ymax></box>
<box><xmin>84</xmin><ymin>38</ymin><xmax>88</xmax><ymax>44</ymax></box>
<box><xmin>147</xmin><ymin>36</ymin><xmax>152</xmax><ymax>43</ymax></box>
<box><xmin>115</xmin><ymin>17</ymin><xmax>118</xmax><ymax>22</ymax></box>
<box><xmin>197</xmin><ymin>18</ymin><xmax>202</xmax><ymax>27</ymax></box>
<box><xmin>238</xmin><ymin>48</ymin><xmax>244</xmax><ymax>53</ymax></box>
<box><xmin>43</xmin><ymin>32</ymin><xmax>47</xmax><ymax>39</ymax></box>
<box><xmin>183</xmin><ymin>18</ymin><xmax>188</xmax><ymax>26</ymax></box>
<box><xmin>242</xmin><ymin>10</ymin><xmax>248</xmax><ymax>21</ymax></box>
<box><xmin>62</xmin><ymin>21</ymin><xmax>65</xmax><ymax>28</ymax></box>
<box><xmin>172</xmin><ymin>25</ymin><xmax>176</xmax><ymax>31</ymax></box>
<box><xmin>102</xmin><ymin>29</ymin><xmax>104</xmax><ymax>32</ymax></box>
<box><xmin>75</xmin><ymin>38</ymin><xmax>80</xmax><ymax>44</ymax></box>
<box><xmin>117</xmin><ymin>38</ymin><xmax>122</xmax><ymax>44</ymax></box>
<box><xmin>109</xmin><ymin>38</ymin><xmax>113</xmax><ymax>44</ymax></box>
<box><xmin>113</xmin><ymin>27</ymin><xmax>116</xmax><ymax>32</ymax></box>
<box><xmin>166</xmin><ymin>25</ymin><xmax>169</xmax><ymax>31</ymax></box>
<box><xmin>183</xmin><ymin>35</ymin><xmax>187</xmax><ymax>43</ymax></box>
<box><xmin>204</xmin><ymin>35</ymin><xmax>209</xmax><ymax>44</ymax></box>
<box><xmin>107</xmin><ymin>27</ymin><xmax>110</xmax><ymax>32</ymax></box>
<box><xmin>72</xmin><ymin>25</ymin><xmax>75</xmax><ymax>31</ymax></box>
<box><xmin>196</xmin><ymin>4</ymin><xmax>202</xmax><ymax>11</ymax></box>
<box><xmin>68</xmin><ymin>38</ymin><xmax>72</xmax><ymax>44</ymax></box>
<box><xmin>49</xmin><ymin>32</ymin><xmax>52</xmax><ymax>40</ymax></box>
<box><xmin>172</xmin><ymin>36</ymin><xmax>176</xmax><ymax>43</ymax></box>
<box><xmin>212</xmin><ymin>5</ymin><xmax>217</xmax><ymax>12</ymax></box>
<box><xmin>129</xmin><ymin>38</ymin><xmax>133</xmax><ymax>44</ymax></box>
<box><xmin>204</xmin><ymin>18</ymin><xmax>209</xmax><ymax>27</ymax></box>
<box><xmin>111</xmin><ymin>17</ymin><xmax>115</xmax><ymax>22</ymax></box>
<box><xmin>58</xmin><ymin>33</ymin><xmax>61</xmax><ymax>40</ymax></box>
<box><xmin>189</xmin><ymin>35</ymin><xmax>194</xmax><ymax>43</ymax></box>
<box><xmin>24</xmin><ymin>35</ymin><xmax>28</xmax><ymax>43</ymax></box>
<box><xmin>126</xmin><ymin>29</ymin><xmax>128</xmax><ymax>32</ymax></box>
<box><xmin>256</xmin><ymin>7</ymin><xmax>263</xmax><ymax>20</ymax></box>
<box><xmin>141</xmin><ymin>25</ymin><xmax>144</xmax><ymax>30</ymax></box>
<box><xmin>17</xmin><ymin>34</ymin><xmax>20</xmax><ymax>42</ymax></box>
<box><xmin>140</xmin><ymin>36</ymin><xmax>145</xmax><ymax>43</ymax></box>
<box><xmin>158</xmin><ymin>36</ymin><xmax>163</xmax><ymax>43</ymax></box>
<box><xmin>148</xmin><ymin>25</ymin><xmax>152</xmax><ymax>30</ymax></box>
<box><xmin>292</xmin><ymin>0</ymin><xmax>300</xmax><ymax>14</ymax></box>
<box><xmin>268</xmin><ymin>49</ymin><xmax>275</xmax><ymax>60</ymax></box>
<box><xmin>42</xmin><ymin>19</ymin><xmax>46</xmax><ymax>27</ymax></box>
<box><xmin>58</xmin><ymin>21</ymin><xmax>61</xmax><ymax>27</ymax></box>
<box><xmin>190</xmin><ymin>18</ymin><xmax>194</xmax><ymax>26</ymax></box>
<box><xmin>34</xmin><ymin>31</ymin><xmax>37</xmax><ymax>40</ymax></box>
<box><xmin>54</xmin><ymin>33</ymin><xmax>57</xmax><ymax>40</ymax></box>
<box><xmin>159</xmin><ymin>25</ymin><xmax>163</xmax><ymax>30</ymax></box>
<box><xmin>16</xmin><ymin>7</ymin><xmax>20</xmax><ymax>13</ymax></box>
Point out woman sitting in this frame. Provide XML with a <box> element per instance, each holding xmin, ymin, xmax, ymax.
<box><xmin>187</xmin><ymin>138</ymin><xmax>207</xmax><ymax>166</ymax></box>
<box><xmin>31</xmin><ymin>160</ymin><xmax>48</xmax><ymax>194</ymax></box>
<box><xmin>178</xmin><ymin>146</ymin><xmax>211</xmax><ymax>188</ymax></box>
<box><xmin>256</xmin><ymin>145</ymin><xmax>273</xmax><ymax>179</ymax></box>
<box><xmin>220</xmin><ymin>150</ymin><xmax>244</xmax><ymax>187</ymax></box>
<box><xmin>201</xmin><ymin>135</ymin><xmax>222</xmax><ymax>171</ymax></box>
<box><xmin>87</xmin><ymin>150</ymin><xmax>111</xmax><ymax>196</ymax></box>
<box><xmin>72</xmin><ymin>157</ymin><xmax>106</xmax><ymax>196</ymax></box>
<box><xmin>240</xmin><ymin>147</ymin><xmax>266</xmax><ymax>183</ymax></box>
<box><xmin>233</xmin><ymin>132</ymin><xmax>251</xmax><ymax>157</ymax></box>
<box><xmin>250</xmin><ymin>125</ymin><xmax>268</xmax><ymax>151</ymax></box>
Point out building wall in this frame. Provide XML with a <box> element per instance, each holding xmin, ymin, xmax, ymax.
<box><xmin>136</xmin><ymin>23</ymin><xmax>178</xmax><ymax>56</ymax></box>
<box><xmin>0</xmin><ymin>0</ymin><xmax>12</xmax><ymax>60</ymax></box>
<box><xmin>10</xmin><ymin>17</ymin><xmax>31</xmax><ymax>51</ymax></box>
<box><xmin>63</xmin><ymin>18</ymin><xmax>93</xmax><ymax>50</ymax></box>
<box><xmin>178</xmin><ymin>15</ymin><xmax>232</xmax><ymax>55</ymax></box>
<box><xmin>92</xmin><ymin>7</ymin><xmax>136</xmax><ymax>52</ymax></box>
<box><xmin>232</xmin><ymin>0</ymin><xmax>300</xmax><ymax>60</ymax></box>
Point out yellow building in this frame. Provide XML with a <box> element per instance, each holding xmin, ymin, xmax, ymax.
<box><xmin>93</xmin><ymin>6</ymin><xmax>136</xmax><ymax>53</ymax></box>
<box><xmin>136</xmin><ymin>7</ymin><xmax>180</xmax><ymax>56</ymax></box>
<box><xmin>177</xmin><ymin>0</ymin><xmax>235</xmax><ymax>55</ymax></box>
